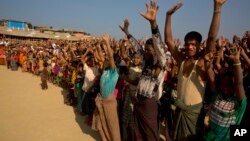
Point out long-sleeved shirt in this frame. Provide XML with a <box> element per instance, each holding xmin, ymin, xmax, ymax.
<box><xmin>127</xmin><ymin>26</ymin><xmax>166</xmax><ymax>99</ymax></box>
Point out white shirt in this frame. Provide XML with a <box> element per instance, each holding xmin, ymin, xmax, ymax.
<box><xmin>82</xmin><ymin>64</ymin><xmax>99</xmax><ymax>92</ymax></box>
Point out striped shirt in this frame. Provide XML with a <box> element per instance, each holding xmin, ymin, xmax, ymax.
<box><xmin>210</xmin><ymin>95</ymin><xmax>236</xmax><ymax>127</ymax></box>
<box><xmin>204</xmin><ymin>93</ymin><xmax>247</xmax><ymax>141</ymax></box>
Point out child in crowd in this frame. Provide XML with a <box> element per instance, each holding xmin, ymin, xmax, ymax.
<box><xmin>75</xmin><ymin>63</ymin><xmax>84</xmax><ymax>113</ymax></box>
<box><xmin>122</xmin><ymin>52</ymin><xmax>142</xmax><ymax>141</ymax></box>
<box><xmin>203</xmin><ymin>45</ymin><xmax>247</xmax><ymax>141</ymax></box>
<box><xmin>40</xmin><ymin>62</ymin><xmax>49</xmax><ymax>90</ymax></box>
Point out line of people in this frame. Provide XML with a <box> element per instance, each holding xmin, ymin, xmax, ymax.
<box><xmin>0</xmin><ymin>0</ymin><xmax>249</xmax><ymax>141</ymax></box>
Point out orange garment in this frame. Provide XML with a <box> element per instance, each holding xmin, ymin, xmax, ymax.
<box><xmin>71</xmin><ymin>69</ymin><xmax>77</xmax><ymax>85</ymax></box>
<box><xmin>20</xmin><ymin>54</ymin><xmax>27</xmax><ymax>66</ymax></box>
<box><xmin>19</xmin><ymin>53</ymin><xmax>24</xmax><ymax>65</ymax></box>
<box><xmin>0</xmin><ymin>48</ymin><xmax>4</xmax><ymax>58</ymax></box>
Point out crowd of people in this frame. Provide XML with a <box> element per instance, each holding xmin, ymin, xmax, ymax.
<box><xmin>0</xmin><ymin>0</ymin><xmax>249</xmax><ymax>141</ymax></box>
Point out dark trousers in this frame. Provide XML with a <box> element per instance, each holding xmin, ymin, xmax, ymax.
<box><xmin>82</xmin><ymin>91</ymin><xmax>97</xmax><ymax>116</ymax></box>
<box><xmin>7</xmin><ymin>60</ymin><xmax>11</xmax><ymax>69</ymax></box>
<box><xmin>64</xmin><ymin>84</ymin><xmax>77</xmax><ymax>106</ymax></box>
<box><xmin>41</xmin><ymin>80</ymin><xmax>48</xmax><ymax>89</ymax></box>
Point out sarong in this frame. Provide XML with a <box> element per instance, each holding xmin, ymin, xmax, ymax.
<box><xmin>92</xmin><ymin>94</ymin><xmax>121</xmax><ymax>141</ymax></box>
<box><xmin>134</xmin><ymin>96</ymin><xmax>159</xmax><ymax>141</ymax></box>
<box><xmin>173</xmin><ymin>100</ymin><xmax>203</xmax><ymax>141</ymax></box>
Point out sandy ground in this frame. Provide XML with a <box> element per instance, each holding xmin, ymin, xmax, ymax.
<box><xmin>0</xmin><ymin>65</ymin><xmax>101</xmax><ymax>141</ymax></box>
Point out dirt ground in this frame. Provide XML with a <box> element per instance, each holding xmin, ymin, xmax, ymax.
<box><xmin>0</xmin><ymin>65</ymin><xmax>101</xmax><ymax>141</ymax></box>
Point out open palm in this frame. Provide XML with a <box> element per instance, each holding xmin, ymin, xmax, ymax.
<box><xmin>140</xmin><ymin>1</ymin><xmax>159</xmax><ymax>23</ymax></box>
<box><xmin>167</xmin><ymin>2</ymin><xmax>183</xmax><ymax>15</ymax></box>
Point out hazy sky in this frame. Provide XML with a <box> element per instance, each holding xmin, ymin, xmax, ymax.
<box><xmin>1</xmin><ymin>0</ymin><xmax>249</xmax><ymax>42</ymax></box>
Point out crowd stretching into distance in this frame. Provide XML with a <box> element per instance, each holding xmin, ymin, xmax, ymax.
<box><xmin>0</xmin><ymin>0</ymin><xmax>249</xmax><ymax>141</ymax></box>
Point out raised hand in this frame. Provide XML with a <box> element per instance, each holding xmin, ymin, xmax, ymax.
<box><xmin>167</xmin><ymin>2</ymin><xmax>183</xmax><ymax>15</ymax></box>
<box><xmin>102</xmin><ymin>33</ymin><xmax>110</xmax><ymax>45</ymax></box>
<box><xmin>119</xmin><ymin>18</ymin><xmax>130</xmax><ymax>35</ymax></box>
<box><xmin>102</xmin><ymin>33</ymin><xmax>114</xmax><ymax>56</ymax></box>
<box><xmin>240</xmin><ymin>46</ymin><xmax>247</xmax><ymax>56</ymax></box>
<box><xmin>217</xmin><ymin>36</ymin><xmax>227</xmax><ymax>48</ymax></box>
<box><xmin>201</xmin><ymin>40</ymin><xmax>207</xmax><ymax>49</ymax></box>
<box><xmin>140</xmin><ymin>0</ymin><xmax>159</xmax><ymax>24</ymax></box>
<box><xmin>102</xmin><ymin>33</ymin><xmax>115</xmax><ymax>70</ymax></box>
<box><xmin>214</xmin><ymin>0</ymin><xmax>226</xmax><ymax>6</ymax></box>
<box><xmin>174</xmin><ymin>38</ymin><xmax>181</xmax><ymax>48</ymax></box>
<box><xmin>233</xmin><ymin>35</ymin><xmax>241</xmax><ymax>44</ymax></box>
<box><xmin>204</xmin><ymin>52</ymin><xmax>214</xmax><ymax>63</ymax></box>
<box><xmin>89</xmin><ymin>48</ymin><xmax>94</xmax><ymax>54</ymax></box>
<box><xmin>225</xmin><ymin>44</ymin><xmax>241</xmax><ymax>63</ymax></box>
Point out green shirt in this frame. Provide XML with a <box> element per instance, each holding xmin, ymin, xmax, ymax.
<box><xmin>204</xmin><ymin>92</ymin><xmax>247</xmax><ymax>141</ymax></box>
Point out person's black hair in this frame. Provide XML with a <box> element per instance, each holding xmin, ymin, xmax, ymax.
<box><xmin>172</xmin><ymin>77</ymin><xmax>178</xmax><ymax>83</ymax></box>
<box><xmin>119</xmin><ymin>66</ymin><xmax>128</xmax><ymax>75</ymax></box>
<box><xmin>132</xmin><ymin>52</ymin><xmax>139</xmax><ymax>57</ymax></box>
<box><xmin>218</xmin><ymin>70</ymin><xmax>234</xmax><ymax>85</ymax></box>
<box><xmin>78</xmin><ymin>63</ymin><xmax>83</xmax><ymax>68</ymax></box>
<box><xmin>145</xmin><ymin>38</ymin><xmax>153</xmax><ymax>46</ymax></box>
<box><xmin>114</xmin><ymin>53</ymin><xmax>121</xmax><ymax>64</ymax></box>
<box><xmin>184</xmin><ymin>31</ymin><xmax>202</xmax><ymax>44</ymax></box>
<box><xmin>71</xmin><ymin>60</ymin><xmax>79</xmax><ymax>67</ymax></box>
<box><xmin>43</xmin><ymin>62</ymin><xmax>48</xmax><ymax>67</ymax></box>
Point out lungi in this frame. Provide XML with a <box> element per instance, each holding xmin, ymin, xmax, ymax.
<box><xmin>134</xmin><ymin>95</ymin><xmax>159</xmax><ymax>141</ymax></box>
<box><xmin>173</xmin><ymin>100</ymin><xmax>203</xmax><ymax>141</ymax></box>
<box><xmin>92</xmin><ymin>94</ymin><xmax>121</xmax><ymax>141</ymax></box>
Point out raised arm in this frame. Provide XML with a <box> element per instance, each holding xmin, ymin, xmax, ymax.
<box><xmin>225</xmin><ymin>45</ymin><xmax>245</xmax><ymax>101</ymax></box>
<box><xmin>94</xmin><ymin>42</ymin><xmax>105</xmax><ymax>63</ymax></box>
<box><xmin>140</xmin><ymin>0</ymin><xmax>166</xmax><ymax>68</ymax></box>
<box><xmin>80</xmin><ymin>47</ymin><xmax>91</xmax><ymax>64</ymax></box>
<box><xmin>164</xmin><ymin>3</ymin><xmax>183</xmax><ymax>65</ymax></box>
<box><xmin>69</xmin><ymin>46</ymin><xmax>78</xmax><ymax>61</ymax></box>
<box><xmin>120</xmin><ymin>41</ymin><xmax>130</xmax><ymax>65</ymax></box>
<box><xmin>119</xmin><ymin>19</ymin><xmax>144</xmax><ymax>57</ymax></box>
<box><xmin>204</xmin><ymin>52</ymin><xmax>216</xmax><ymax>93</ymax></box>
<box><xmin>215</xmin><ymin>36</ymin><xmax>227</xmax><ymax>73</ymax></box>
<box><xmin>103</xmin><ymin>33</ymin><xmax>116</xmax><ymax>71</ymax></box>
<box><xmin>240</xmin><ymin>46</ymin><xmax>250</xmax><ymax>69</ymax></box>
<box><xmin>206</xmin><ymin>0</ymin><xmax>226</xmax><ymax>53</ymax></box>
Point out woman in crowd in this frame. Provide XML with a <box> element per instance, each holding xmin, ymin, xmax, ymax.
<box><xmin>91</xmin><ymin>33</ymin><xmax>121</xmax><ymax>141</ymax></box>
